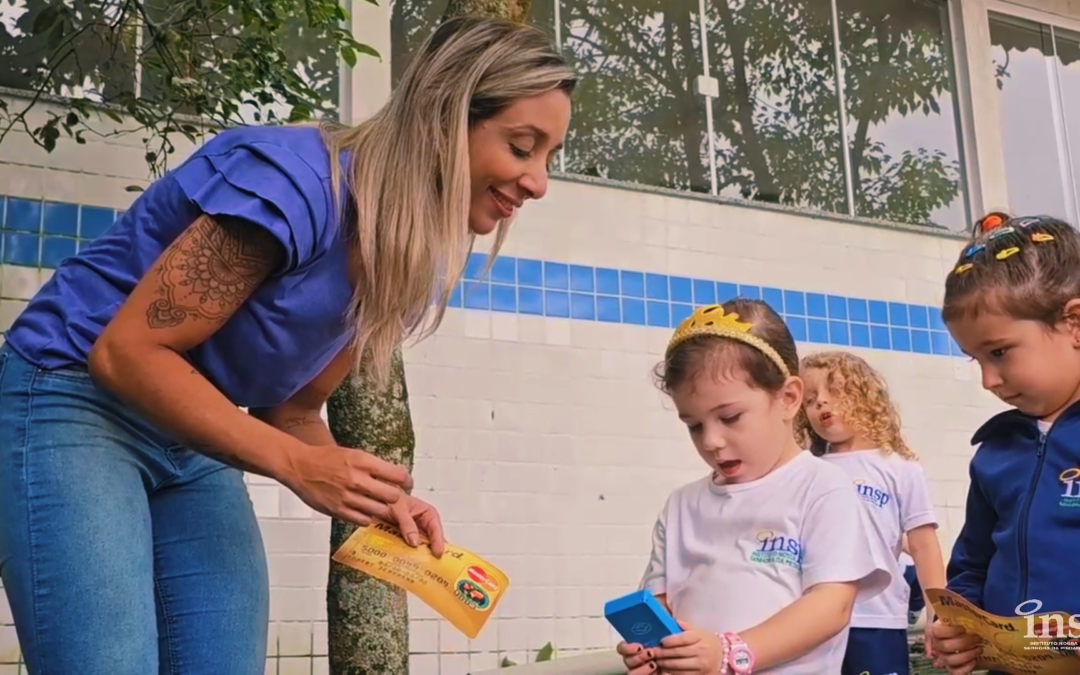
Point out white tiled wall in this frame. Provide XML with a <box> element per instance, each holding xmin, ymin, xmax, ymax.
<box><xmin>393</xmin><ymin>183</ymin><xmax>1007</xmax><ymax>675</ymax></box>
<box><xmin>0</xmin><ymin>167</ymin><xmax>1006</xmax><ymax>674</ymax></box>
<box><xmin>0</xmin><ymin>0</ymin><xmax>1031</xmax><ymax>667</ymax></box>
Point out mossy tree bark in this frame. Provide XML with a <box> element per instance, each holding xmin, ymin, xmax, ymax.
<box><xmin>443</xmin><ymin>0</ymin><xmax>532</xmax><ymax>23</ymax></box>
<box><xmin>326</xmin><ymin>347</ymin><xmax>416</xmax><ymax>674</ymax></box>
<box><xmin>325</xmin><ymin>3</ymin><xmax>532</xmax><ymax>673</ymax></box>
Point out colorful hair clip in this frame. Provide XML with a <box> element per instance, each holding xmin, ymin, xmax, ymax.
<box><xmin>996</xmin><ymin>246</ymin><xmax>1020</xmax><ymax>260</ymax></box>
<box><xmin>954</xmin><ymin>263</ymin><xmax>973</xmax><ymax>275</ymax></box>
<box><xmin>962</xmin><ymin>243</ymin><xmax>985</xmax><ymax>259</ymax></box>
<box><xmin>1032</xmin><ymin>232</ymin><xmax>1055</xmax><ymax>243</ymax></box>
<box><xmin>1013</xmin><ymin>217</ymin><xmax>1041</xmax><ymax>230</ymax></box>
<box><xmin>987</xmin><ymin>226</ymin><xmax>1016</xmax><ymax>242</ymax></box>
<box><xmin>980</xmin><ymin>214</ymin><xmax>1006</xmax><ymax>233</ymax></box>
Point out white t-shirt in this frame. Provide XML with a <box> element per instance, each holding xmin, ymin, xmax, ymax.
<box><xmin>639</xmin><ymin>450</ymin><xmax>891</xmax><ymax>674</ymax></box>
<box><xmin>820</xmin><ymin>449</ymin><xmax>937</xmax><ymax>629</ymax></box>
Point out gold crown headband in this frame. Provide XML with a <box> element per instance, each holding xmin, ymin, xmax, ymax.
<box><xmin>667</xmin><ymin>305</ymin><xmax>791</xmax><ymax>378</ymax></box>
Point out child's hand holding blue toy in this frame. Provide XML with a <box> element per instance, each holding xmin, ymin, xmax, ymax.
<box><xmin>606</xmin><ymin>591</ymin><xmax>734</xmax><ymax>674</ymax></box>
<box><xmin>604</xmin><ymin>590</ymin><xmax>682</xmax><ymax>649</ymax></box>
<box><xmin>616</xmin><ymin>623</ymin><xmax>727</xmax><ymax>675</ymax></box>
<box><xmin>607</xmin><ymin>590</ymin><xmax>693</xmax><ymax>673</ymax></box>
<box><xmin>650</xmin><ymin>621</ymin><xmax>724</xmax><ymax>674</ymax></box>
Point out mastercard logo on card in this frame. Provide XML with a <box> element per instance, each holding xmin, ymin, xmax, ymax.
<box><xmin>468</xmin><ymin>565</ymin><xmax>500</xmax><ymax>593</ymax></box>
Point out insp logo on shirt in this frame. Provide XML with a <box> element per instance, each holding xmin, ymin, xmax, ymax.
<box><xmin>1061</xmin><ymin>468</ymin><xmax>1080</xmax><ymax>507</ymax></box>
<box><xmin>749</xmin><ymin>530</ymin><xmax>802</xmax><ymax>570</ymax></box>
<box><xmin>853</xmin><ymin>479</ymin><xmax>891</xmax><ymax>508</ymax></box>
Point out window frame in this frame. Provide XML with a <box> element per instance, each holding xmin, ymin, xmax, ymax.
<box><xmin>983</xmin><ymin>0</ymin><xmax>1080</xmax><ymax>224</ymax></box>
<box><xmin>533</xmin><ymin>0</ymin><xmax>977</xmax><ymax>233</ymax></box>
<box><xmin>986</xmin><ymin>1</ymin><xmax>1080</xmax><ymax>34</ymax></box>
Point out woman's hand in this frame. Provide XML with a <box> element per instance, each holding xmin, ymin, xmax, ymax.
<box><xmin>616</xmin><ymin>642</ymin><xmax>658</xmax><ymax>674</ymax></box>
<box><xmin>281</xmin><ymin>444</ymin><xmax>413</xmax><ymax>525</ymax></box>
<box><xmin>930</xmin><ymin>620</ymin><xmax>982</xmax><ymax>674</ymax></box>
<box><xmin>386</xmin><ymin>494</ymin><xmax>446</xmax><ymax>557</ymax></box>
<box><xmin>654</xmin><ymin>621</ymin><xmax>723</xmax><ymax>674</ymax></box>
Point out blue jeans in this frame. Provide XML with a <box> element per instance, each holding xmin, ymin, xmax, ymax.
<box><xmin>0</xmin><ymin>343</ymin><xmax>269</xmax><ymax>674</ymax></box>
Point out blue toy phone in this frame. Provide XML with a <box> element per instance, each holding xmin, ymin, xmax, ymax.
<box><xmin>604</xmin><ymin>589</ymin><xmax>683</xmax><ymax>649</ymax></box>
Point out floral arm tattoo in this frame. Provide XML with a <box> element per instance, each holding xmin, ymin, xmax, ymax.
<box><xmin>146</xmin><ymin>215</ymin><xmax>282</xmax><ymax>330</ymax></box>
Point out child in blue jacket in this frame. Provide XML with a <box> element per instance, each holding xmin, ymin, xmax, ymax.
<box><xmin>932</xmin><ymin>212</ymin><xmax>1080</xmax><ymax>673</ymax></box>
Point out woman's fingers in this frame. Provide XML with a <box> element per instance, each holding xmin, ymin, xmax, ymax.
<box><xmin>349</xmin><ymin>461</ymin><xmax>407</xmax><ymax>503</ymax></box>
<box><xmin>414</xmin><ymin>502</ymin><xmax>446</xmax><ymax>557</ymax></box>
<box><xmin>393</xmin><ymin>502</ymin><xmax>422</xmax><ymax>547</ymax></box>
<box><xmin>284</xmin><ymin>446</ymin><xmax>415</xmax><ymax>524</ymax></box>
<box><xmin>336</xmin><ymin>509</ymin><xmax>373</xmax><ymax>527</ymax></box>
<box><xmin>343</xmin><ymin>492</ymin><xmax>394</xmax><ymax>523</ymax></box>
<box><xmin>357</xmin><ymin>451</ymin><xmax>413</xmax><ymax>490</ymax></box>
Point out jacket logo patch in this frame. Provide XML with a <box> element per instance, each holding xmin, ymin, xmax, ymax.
<box><xmin>1060</xmin><ymin>468</ymin><xmax>1080</xmax><ymax>507</ymax></box>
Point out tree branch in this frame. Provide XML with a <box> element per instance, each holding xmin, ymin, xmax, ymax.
<box><xmin>673</xmin><ymin>0</ymin><xmax>707</xmax><ymax>188</ymax></box>
<box><xmin>848</xmin><ymin>18</ymin><xmax>899</xmax><ymax>204</ymax></box>
<box><xmin>581</xmin><ymin>21</ymin><xmax>680</xmax><ymax>100</ymax></box>
<box><xmin>711</xmin><ymin>0</ymin><xmax>781</xmax><ymax>201</ymax></box>
<box><xmin>0</xmin><ymin>22</ymin><xmax>95</xmax><ymax>149</ymax></box>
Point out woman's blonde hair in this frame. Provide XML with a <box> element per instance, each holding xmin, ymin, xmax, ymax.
<box><xmin>322</xmin><ymin>16</ymin><xmax>576</xmax><ymax>387</ymax></box>
<box><xmin>795</xmin><ymin>351</ymin><xmax>917</xmax><ymax>459</ymax></box>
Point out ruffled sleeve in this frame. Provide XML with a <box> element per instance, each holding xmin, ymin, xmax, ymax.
<box><xmin>171</xmin><ymin>129</ymin><xmax>332</xmax><ymax>274</ymax></box>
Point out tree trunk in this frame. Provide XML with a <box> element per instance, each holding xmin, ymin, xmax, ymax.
<box><xmin>326</xmin><ymin>348</ymin><xmax>416</xmax><ymax>675</ymax></box>
<box><xmin>326</xmin><ymin>3</ymin><xmax>528</xmax><ymax>672</ymax></box>
<box><xmin>444</xmin><ymin>0</ymin><xmax>532</xmax><ymax>24</ymax></box>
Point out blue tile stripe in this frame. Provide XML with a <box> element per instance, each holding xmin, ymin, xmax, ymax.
<box><xmin>454</xmin><ymin>253</ymin><xmax>960</xmax><ymax>357</ymax></box>
<box><xmin>0</xmin><ymin>194</ymin><xmax>961</xmax><ymax>358</ymax></box>
<box><xmin>1</xmin><ymin>194</ymin><xmax>121</xmax><ymax>267</ymax></box>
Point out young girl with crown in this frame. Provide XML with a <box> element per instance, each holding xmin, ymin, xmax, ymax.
<box><xmin>616</xmin><ymin>299</ymin><xmax>891</xmax><ymax>674</ymax></box>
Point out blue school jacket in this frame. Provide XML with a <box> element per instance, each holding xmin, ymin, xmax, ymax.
<box><xmin>947</xmin><ymin>400</ymin><xmax>1080</xmax><ymax>618</ymax></box>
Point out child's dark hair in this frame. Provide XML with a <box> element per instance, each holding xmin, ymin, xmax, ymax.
<box><xmin>654</xmin><ymin>298</ymin><xmax>799</xmax><ymax>396</ymax></box>
<box><xmin>942</xmin><ymin>212</ymin><xmax>1080</xmax><ymax>326</ymax></box>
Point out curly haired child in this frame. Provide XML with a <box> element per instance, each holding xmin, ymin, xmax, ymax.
<box><xmin>797</xmin><ymin>350</ymin><xmax>946</xmax><ymax>675</ymax></box>
<box><xmin>932</xmin><ymin>212</ymin><xmax>1080</xmax><ymax>674</ymax></box>
<box><xmin>616</xmin><ymin>300</ymin><xmax>891</xmax><ymax>674</ymax></box>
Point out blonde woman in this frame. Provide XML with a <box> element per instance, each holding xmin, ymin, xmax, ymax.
<box><xmin>0</xmin><ymin>16</ymin><xmax>575</xmax><ymax>675</ymax></box>
<box><xmin>798</xmin><ymin>350</ymin><xmax>945</xmax><ymax>675</ymax></box>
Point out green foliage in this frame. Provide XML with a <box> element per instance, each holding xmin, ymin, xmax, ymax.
<box><xmin>0</xmin><ymin>0</ymin><xmax>379</xmax><ymax>177</ymax></box>
<box><xmin>500</xmin><ymin>642</ymin><xmax>558</xmax><ymax>667</ymax></box>
<box><xmin>394</xmin><ymin>0</ymin><xmax>966</xmax><ymax>228</ymax></box>
<box><xmin>536</xmin><ymin>642</ymin><xmax>556</xmax><ymax>662</ymax></box>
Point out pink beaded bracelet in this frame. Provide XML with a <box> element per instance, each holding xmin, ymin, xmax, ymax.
<box><xmin>718</xmin><ymin>633</ymin><xmax>730</xmax><ymax>674</ymax></box>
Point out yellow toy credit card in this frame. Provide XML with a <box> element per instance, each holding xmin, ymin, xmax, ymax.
<box><xmin>331</xmin><ymin>522</ymin><xmax>510</xmax><ymax>639</ymax></box>
<box><xmin>927</xmin><ymin>588</ymin><xmax>1078</xmax><ymax>674</ymax></box>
